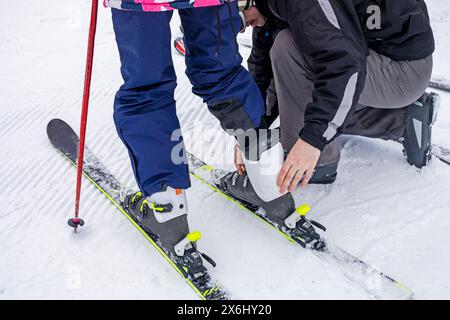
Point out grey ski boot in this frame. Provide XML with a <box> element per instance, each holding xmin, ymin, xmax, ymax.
<box><xmin>123</xmin><ymin>187</ymin><xmax>216</xmax><ymax>279</ymax></box>
<box><xmin>401</xmin><ymin>92</ymin><xmax>440</xmax><ymax>168</ymax></box>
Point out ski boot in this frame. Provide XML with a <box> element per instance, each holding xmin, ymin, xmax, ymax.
<box><xmin>236</xmin><ymin>128</ymin><xmax>286</xmax><ymax>202</ymax></box>
<box><xmin>401</xmin><ymin>92</ymin><xmax>440</xmax><ymax>168</ymax></box>
<box><xmin>218</xmin><ymin>171</ymin><xmax>326</xmax><ymax>250</ymax></box>
<box><xmin>309</xmin><ymin>162</ymin><xmax>338</xmax><ymax>185</ymax></box>
<box><xmin>122</xmin><ymin>187</ymin><xmax>217</xmax><ymax>281</ymax></box>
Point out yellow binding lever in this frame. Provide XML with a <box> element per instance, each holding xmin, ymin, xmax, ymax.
<box><xmin>175</xmin><ymin>231</ymin><xmax>202</xmax><ymax>257</ymax></box>
<box><xmin>296</xmin><ymin>204</ymin><xmax>311</xmax><ymax>216</ymax></box>
<box><xmin>285</xmin><ymin>204</ymin><xmax>312</xmax><ymax>229</ymax></box>
<box><xmin>187</xmin><ymin>231</ymin><xmax>202</xmax><ymax>242</ymax></box>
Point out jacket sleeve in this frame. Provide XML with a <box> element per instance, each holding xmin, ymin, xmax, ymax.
<box><xmin>248</xmin><ymin>26</ymin><xmax>275</xmax><ymax>101</ymax></box>
<box><xmin>282</xmin><ymin>0</ymin><xmax>367</xmax><ymax>151</ymax></box>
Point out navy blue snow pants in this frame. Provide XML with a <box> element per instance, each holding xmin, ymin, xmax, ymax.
<box><xmin>112</xmin><ymin>4</ymin><xmax>265</xmax><ymax>196</ymax></box>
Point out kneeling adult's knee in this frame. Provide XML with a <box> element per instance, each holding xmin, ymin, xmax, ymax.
<box><xmin>270</xmin><ymin>29</ymin><xmax>296</xmax><ymax>62</ymax></box>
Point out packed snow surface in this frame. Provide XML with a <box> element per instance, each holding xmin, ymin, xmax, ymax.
<box><xmin>0</xmin><ymin>0</ymin><xmax>449</xmax><ymax>299</ymax></box>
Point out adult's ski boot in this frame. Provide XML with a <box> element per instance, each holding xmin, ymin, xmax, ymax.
<box><xmin>122</xmin><ymin>187</ymin><xmax>216</xmax><ymax>280</ymax></box>
<box><xmin>309</xmin><ymin>162</ymin><xmax>338</xmax><ymax>185</ymax></box>
<box><xmin>401</xmin><ymin>92</ymin><xmax>440</xmax><ymax>168</ymax></box>
<box><xmin>218</xmin><ymin>171</ymin><xmax>326</xmax><ymax>250</ymax></box>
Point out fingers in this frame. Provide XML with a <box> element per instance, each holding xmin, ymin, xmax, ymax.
<box><xmin>280</xmin><ymin>165</ymin><xmax>295</xmax><ymax>194</ymax></box>
<box><xmin>288</xmin><ymin>170</ymin><xmax>303</xmax><ymax>193</ymax></box>
<box><xmin>301</xmin><ymin>169</ymin><xmax>314</xmax><ymax>189</ymax></box>
<box><xmin>280</xmin><ymin>165</ymin><xmax>307</xmax><ymax>194</ymax></box>
<box><xmin>277</xmin><ymin>138</ymin><xmax>321</xmax><ymax>192</ymax></box>
<box><xmin>234</xmin><ymin>144</ymin><xmax>245</xmax><ymax>175</ymax></box>
<box><xmin>234</xmin><ymin>162</ymin><xmax>241</xmax><ymax>174</ymax></box>
<box><xmin>277</xmin><ymin>162</ymin><xmax>291</xmax><ymax>189</ymax></box>
<box><xmin>284</xmin><ymin>167</ymin><xmax>312</xmax><ymax>192</ymax></box>
<box><xmin>278</xmin><ymin>157</ymin><xmax>316</xmax><ymax>193</ymax></box>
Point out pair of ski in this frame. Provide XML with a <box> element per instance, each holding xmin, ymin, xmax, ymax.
<box><xmin>49</xmin><ymin>118</ymin><xmax>424</xmax><ymax>300</ymax></box>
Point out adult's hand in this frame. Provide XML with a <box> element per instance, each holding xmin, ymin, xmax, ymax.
<box><xmin>244</xmin><ymin>6</ymin><xmax>266</xmax><ymax>28</ymax></box>
<box><xmin>277</xmin><ymin>139</ymin><xmax>321</xmax><ymax>193</ymax></box>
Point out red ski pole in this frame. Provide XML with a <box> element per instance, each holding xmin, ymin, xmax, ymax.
<box><xmin>68</xmin><ymin>0</ymin><xmax>99</xmax><ymax>233</ymax></box>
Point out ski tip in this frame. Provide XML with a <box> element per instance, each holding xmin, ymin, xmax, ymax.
<box><xmin>47</xmin><ymin>118</ymin><xmax>74</xmax><ymax>140</ymax></box>
<box><xmin>47</xmin><ymin>118</ymin><xmax>64</xmax><ymax>136</ymax></box>
<box><xmin>47</xmin><ymin>118</ymin><xmax>80</xmax><ymax>159</ymax></box>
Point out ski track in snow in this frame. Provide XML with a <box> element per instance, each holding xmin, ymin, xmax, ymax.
<box><xmin>0</xmin><ymin>0</ymin><xmax>449</xmax><ymax>299</ymax></box>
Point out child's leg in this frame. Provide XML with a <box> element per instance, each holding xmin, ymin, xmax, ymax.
<box><xmin>112</xmin><ymin>9</ymin><xmax>190</xmax><ymax>196</ymax></box>
<box><xmin>180</xmin><ymin>3</ymin><xmax>265</xmax><ymax>132</ymax></box>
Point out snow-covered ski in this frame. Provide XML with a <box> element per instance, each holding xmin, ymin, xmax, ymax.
<box><xmin>47</xmin><ymin>119</ymin><xmax>230</xmax><ymax>301</ymax></box>
<box><xmin>432</xmin><ymin>144</ymin><xmax>450</xmax><ymax>165</ymax></box>
<box><xmin>187</xmin><ymin>153</ymin><xmax>415</xmax><ymax>300</ymax></box>
<box><xmin>429</xmin><ymin>76</ymin><xmax>450</xmax><ymax>93</ymax></box>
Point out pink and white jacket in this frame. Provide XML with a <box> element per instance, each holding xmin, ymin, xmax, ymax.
<box><xmin>104</xmin><ymin>0</ymin><xmax>241</xmax><ymax>12</ymax></box>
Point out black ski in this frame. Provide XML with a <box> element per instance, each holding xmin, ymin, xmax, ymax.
<box><xmin>187</xmin><ymin>153</ymin><xmax>415</xmax><ymax>300</ymax></box>
<box><xmin>47</xmin><ymin>119</ymin><xmax>230</xmax><ymax>300</ymax></box>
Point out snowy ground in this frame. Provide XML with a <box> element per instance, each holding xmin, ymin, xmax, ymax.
<box><xmin>1</xmin><ymin>0</ymin><xmax>449</xmax><ymax>300</ymax></box>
